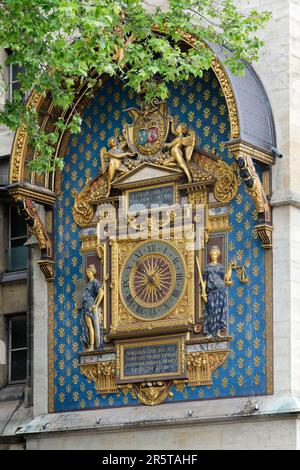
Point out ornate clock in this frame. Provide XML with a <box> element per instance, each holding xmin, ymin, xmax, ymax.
<box><xmin>110</xmin><ymin>237</ymin><xmax>194</xmax><ymax>336</ymax></box>
<box><xmin>120</xmin><ymin>240</ymin><xmax>186</xmax><ymax>320</ymax></box>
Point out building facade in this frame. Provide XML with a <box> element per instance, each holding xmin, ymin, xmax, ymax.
<box><xmin>0</xmin><ymin>0</ymin><xmax>300</xmax><ymax>450</ymax></box>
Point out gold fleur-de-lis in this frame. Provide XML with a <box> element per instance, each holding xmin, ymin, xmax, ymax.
<box><xmin>236</xmin><ymin>212</ymin><xmax>243</xmax><ymax>223</ymax></box>
<box><xmin>253</xmin><ymin>302</ymin><xmax>260</xmax><ymax>313</ymax></box>
<box><xmin>219</xmin><ymin>142</ymin><xmax>226</xmax><ymax>152</ymax></box>
<box><xmin>211</xmin><ymin>133</ymin><xmax>217</xmax><ymax>143</ymax></box>
<box><xmin>72</xmin><ymin>326</ymin><xmax>78</xmax><ymax>336</ymax></box>
<box><xmin>203</xmin><ymin>125</ymin><xmax>210</xmax><ymax>136</ymax></box>
<box><xmin>219</xmin><ymin>104</ymin><xmax>226</xmax><ymax>115</ymax></box>
<box><xmin>204</xmin><ymin>108</ymin><xmax>210</xmax><ymax>119</ymax></box>
<box><xmin>237</xmin><ymin>357</ymin><xmax>244</xmax><ymax>368</ymax></box>
<box><xmin>72</xmin><ymin>375</ymin><xmax>79</xmax><ymax>385</ymax></box>
<box><xmin>188</xmin><ymin>93</ymin><xmax>195</xmax><ymax>104</ymax></box>
<box><xmin>237</xmin><ymin>287</ymin><xmax>244</xmax><ymax>297</ymax></box>
<box><xmin>236</xmin><ymin>231</ymin><xmax>243</xmax><ymax>242</ymax></box>
<box><xmin>253</xmin><ymin>284</ymin><xmax>259</xmax><ymax>295</ymax></box>
<box><xmin>254</xmin><ymin>375</ymin><xmax>260</xmax><ymax>385</ymax></box>
<box><xmin>185</xmin><ymin>111</ymin><xmax>193</xmax><ymax>123</ymax></box>
<box><xmin>172</xmin><ymin>96</ymin><xmax>179</xmax><ymax>107</ymax></box>
<box><xmin>73</xmin><ymin>358</ymin><xmax>79</xmax><ymax>368</ymax></box>
<box><xmin>237</xmin><ymin>375</ymin><xmax>244</xmax><ymax>386</ymax></box>
<box><xmin>253</xmin><ymin>356</ymin><xmax>261</xmax><ymax>367</ymax></box>
<box><xmin>73</xmin><ymin>392</ymin><xmax>79</xmax><ymax>402</ymax></box>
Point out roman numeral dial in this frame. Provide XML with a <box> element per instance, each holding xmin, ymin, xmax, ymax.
<box><xmin>120</xmin><ymin>240</ymin><xmax>185</xmax><ymax>319</ymax></box>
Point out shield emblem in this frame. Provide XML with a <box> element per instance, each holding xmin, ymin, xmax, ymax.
<box><xmin>138</xmin><ymin>129</ymin><xmax>149</xmax><ymax>146</ymax></box>
<box><xmin>147</xmin><ymin>127</ymin><xmax>158</xmax><ymax>144</ymax></box>
<box><xmin>125</xmin><ymin>102</ymin><xmax>169</xmax><ymax>157</ymax></box>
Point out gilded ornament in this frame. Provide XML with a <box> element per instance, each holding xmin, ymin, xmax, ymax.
<box><xmin>188</xmin><ymin>189</ymin><xmax>208</xmax><ymax>207</ymax></box>
<box><xmin>72</xmin><ymin>174</ymin><xmax>110</xmax><ymax>227</ymax></box>
<box><xmin>80</xmin><ymin>361</ymin><xmax>117</xmax><ymax>394</ymax></box>
<box><xmin>187</xmin><ymin>351</ymin><xmax>229</xmax><ymax>386</ymax></box>
<box><xmin>213</xmin><ymin>160</ymin><xmax>238</xmax><ymax>203</ymax></box>
<box><xmin>236</xmin><ymin>155</ymin><xmax>269</xmax><ymax>215</ymax></box>
<box><xmin>255</xmin><ymin>224</ymin><xmax>273</xmax><ymax>249</ymax></box>
<box><xmin>211</xmin><ymin>58</ymin><xmax>240</xmax><ymax>139</ymax></box>
<box><xmin>163</xmin><ymin>118</ymin><xmax>195</xmax><ymax>182</ymax></box>
<box><xmin>135</xmin><ymin>381</ymin><xmax>171</xmax><ymax>406</ymax></box>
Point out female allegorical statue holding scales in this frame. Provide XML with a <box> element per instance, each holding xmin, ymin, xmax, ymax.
<box><xmin>81</xmin><ymin>264</ymin><xmax>105</xmax><ymax>352</ymax></box>
<box><xmin>199</xmin><ymin>246</ymin><xmax>232</xmax><ymax>339</ymax></box>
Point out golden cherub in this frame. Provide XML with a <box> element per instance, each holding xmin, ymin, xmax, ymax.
<box><xmin>163</xmin><ymin>118</ymin><xmax>195</xmax><ymax>182</ymax></box>
<box><xmin>100</xmin><ymin>136</ymin><xmax>135</xmax><ymax>183</ymax></box>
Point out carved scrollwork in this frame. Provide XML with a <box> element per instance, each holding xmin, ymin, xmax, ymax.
<box><xmin>72</xmin><ymin>175</ymin><xmax>110</xmax><ymax>227</ymax></box>
<box><xmin>236</xmin><ymin>155</ymin><xmax>269</xmax><ymax>214</ymax></box>
<box><xmin>213</xmin><ymin>160</ymin><xmax>238</xmax><ymax>203</ymax></box>
<box><xmin>14</xmin><ymin>197</ymin><xmax>52</xmax><ymax>255</ymax></box>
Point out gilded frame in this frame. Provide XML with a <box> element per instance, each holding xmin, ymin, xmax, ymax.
<box><xmin>116</xmin><ymin>334</ymin><xmax>187</xmax><ymax>383</ymax></box>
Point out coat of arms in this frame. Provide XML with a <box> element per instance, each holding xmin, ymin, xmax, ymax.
<box><xmin>123</xmin><ymin>99</ymin><xmax>170</xmax><ymax>157</ymax></box>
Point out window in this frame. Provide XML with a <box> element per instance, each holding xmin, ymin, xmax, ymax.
<box><xmin>8</xmin><ymin>63</ymin><xmax>23</xmax><ymax>102</ymax></box>
<box><xmin>7</xmin><ymin>205</ymin><xmax>27</xmax><ymax>272</ymax></box>
<box><xmin>8</xmin><ymin>315</ymin><xmax>27</xmax><ymax>383</ymax></box>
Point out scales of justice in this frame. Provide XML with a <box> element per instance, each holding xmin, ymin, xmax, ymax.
<box><xmin>72</xmin><ymin>99</ymin><xmax>253</xmax><ymax>406</ymax></box>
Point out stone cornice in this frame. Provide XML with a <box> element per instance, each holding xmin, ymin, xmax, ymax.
<box><xmin>270</xmin><ymin>190</ymin><xmax>300</xmax><ymax>209</ymax></box>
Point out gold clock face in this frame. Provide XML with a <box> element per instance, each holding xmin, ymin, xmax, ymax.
<box><xmin>129</xmin><ymin>253</ymin><xmax>176</xmax><ymax>309</ymax></box>
<box><xmin>120</xmin><ymin>240</ymin><xmax>185</xmax><ymax>320</ymax></box>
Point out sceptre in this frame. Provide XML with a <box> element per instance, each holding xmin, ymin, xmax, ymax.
<box><xmin>196</xmin><ymin>256</ymin><xmax>207</xmax><ymax>303</ymax></box>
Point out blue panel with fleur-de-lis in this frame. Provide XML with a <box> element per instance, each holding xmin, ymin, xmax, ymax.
<box><xmin>53</xmin><ymin>70</ymin><xmax>268</xmax><ymax>411</ymax></box>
